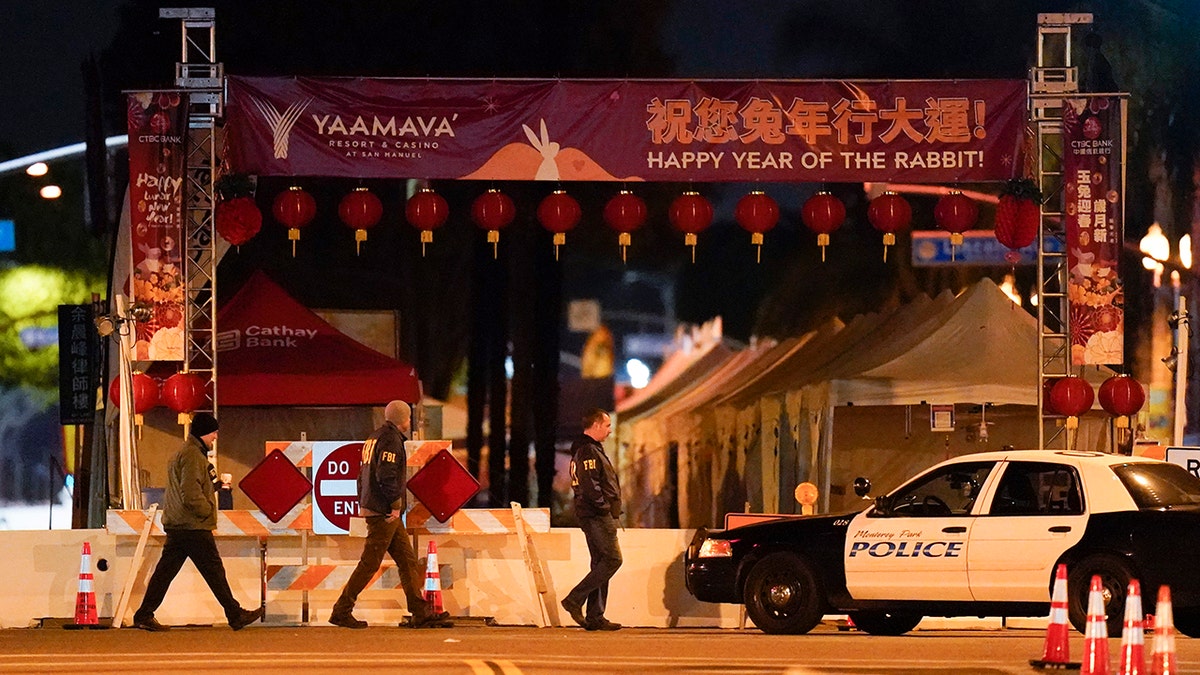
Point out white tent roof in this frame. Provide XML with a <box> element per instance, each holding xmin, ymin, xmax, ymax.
<box><xmin>828</xmin><ymin>277</ymin><xmax>1110</xmax><ymax>406</ymax></box>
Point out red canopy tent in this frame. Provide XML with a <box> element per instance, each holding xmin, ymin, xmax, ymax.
<box><xmin>216</xmin><ymin>270</ymin><xmax>421</xmax><ymax>406</ymax></box>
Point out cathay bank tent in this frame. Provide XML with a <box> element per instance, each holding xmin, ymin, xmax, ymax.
<box><xmin>216</xmin><ymin>270</ymin><xmax>422</xmax><ymax>406</ymax></box>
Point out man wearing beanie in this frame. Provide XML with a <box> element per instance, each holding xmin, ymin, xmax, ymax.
<box><xmin>330</xmin><ymin>400</ymin><xmax>451</xmax><ymax>629</ymax></box>
<box><xmin>133</xmin><ymin>412</ymin><xmax>264</xmax><ymax>632</ymax></box>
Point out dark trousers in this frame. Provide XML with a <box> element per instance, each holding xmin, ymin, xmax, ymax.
<box><xmin>135</xmin><ymin>529</ymin><xmax>243</xmax><ymax>622</ymax></box>
<box><xmin>565</xmin><ymin>515</ymin><xmax>623</xmax><ymax>622</ymax></box>
<box><xmin>332</xmin><ymin>515</ymin><xmax>431</xmax><ymax>619</ymax></box>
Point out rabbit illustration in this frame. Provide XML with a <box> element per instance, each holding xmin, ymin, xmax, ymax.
<box><xmin>522</xmin><ymin>119</ymin><xmax>560</xmax><ymax>181</ymax></box>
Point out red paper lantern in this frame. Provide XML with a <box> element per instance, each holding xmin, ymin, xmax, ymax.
<box><xmin>405</xmin><ymin>187</ymin><xmax>449</xmax><ymax>256</ymax></box>
<box><xmin>735</xmin><ymin>191</ymin><xmax>779</xmax><ymax>263</ymax></box>
<box><xmin>214</xmin><ymin>196</ymin><xmax>262</xmax><ymax>247</ymax></box>
<box><xmin>867</xmin><ymin>191</ymin><xmax>912</xmax><ymax>262</ymax></box>
<box><xmin>801</xmin><ymin>191</ymin><xmax>846</xmax><ymax>262</ymax></box>
<box><xmin>1049</xmin><ymin>376</ymin><xmax>1094</xmax><ymax>428</ymax></box>
<box><xmin>471</xmin><ymin>189</ymin><xmax>516</xmax><ymax>258</ymax></box>
<box><xmin>934</xmin><ymin>190</ymin><xmax>979</xmax><ymax>258</ymax></box>
<box><xmin>537</xmin><ymin>190</ymin><xmax>581</xmax><ymax>260</ymax></box>
<box><xmin>669</xmin><ymin>191</ymin><xmax>713</xmax><ymax>263</ymax></box>
<box><xmin>994</xmin><ymin>179</ymin><xmax>1042</xmax><ymax>264</ymax></box>
<box><xmin>1098</xmin><ymin>375</ymin><xmax>1145</xmax><ymax>428</ymax></box>
<box><xmin>338</xmin><ymin>187</ymin><xmax>384</xmax><ymax>255</ymax></box>
<box><xmin>162</xmin><ymin>371</ymin><xmax>208</xmax><ymax>424</ymax></box>
<box><xmin>604</xmin><ymin>190</ymin><xmax>647</xmax><ymax>264</ymax></box>
<box><xmin>1042</xmin><ymin>377</ymin><xmax>1062</xmax><ymax>413</ymax></box>
<box><xmin>273</xmin><ymin>186</ymin><xmax>317</xmax><ymax>257</ymax></box>
<box><xmin>108</xmin><ymin>373</ymin><xmax>160</xmax><ymax>414</ymax></box>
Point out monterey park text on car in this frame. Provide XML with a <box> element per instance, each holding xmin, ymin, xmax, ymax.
<box><xmin>685</xmin><ymin>450</ymin><xmax>1200</xmax><ymax>636</ymax></box>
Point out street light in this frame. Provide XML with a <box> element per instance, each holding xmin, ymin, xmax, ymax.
<box><xmin>1139</xmin><ymin>222</ymin><xmax>1169</xmax><ymax>286</ymax></box>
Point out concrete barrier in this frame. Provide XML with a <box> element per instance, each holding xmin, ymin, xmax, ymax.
<box><xmin>0</xmin><ymin>523</ymin><xmax>742</xmax><ymax>629</ymax></box>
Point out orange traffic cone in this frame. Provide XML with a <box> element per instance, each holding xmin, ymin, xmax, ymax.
<box><xmin>1118</xmin><ymin>579</ymin><xmax>1144</xmax><ymax>675</ymax></box>
<box><xmin>423</xmin><ymin>540</ymin><xmax>444</xmax><ymax>615</ymax></box>
<box><xmin>1149</xmin><ymin>586</ymin><xmax>1177</xmax><ymax>675</ymax></box>
<box><xmin>64</xmin><ymin>542</ymin><xmax>106</xmax><ymax>630</ymax></box>
<box><xmin>1083</xmin><ymin>575</ymin><xmax>1111</xmax><ymax>675</ymax></box>
<box><xmin>1032</xmin><ymin>564</ymin><xmax>1079</xmax><ymax>670</ymax></box>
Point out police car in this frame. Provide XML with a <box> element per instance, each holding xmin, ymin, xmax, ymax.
<box><xmin>684</xmin><ymin>450</ymin><xmax>1200</xmax><ymax>636</ymax></box>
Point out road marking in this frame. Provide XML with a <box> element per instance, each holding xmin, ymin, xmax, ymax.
<box><xmin>465</xmin><ymin>660</ymin><xmax>522</xmax><ymax>674</ymax></box>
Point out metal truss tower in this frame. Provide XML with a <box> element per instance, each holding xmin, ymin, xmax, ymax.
<box><xmin>1029</xmin><ymin>13</ymin><xmax>1092</xmax><ymax>450</ymax></box>
<box><xmin>161</xmin><ymin>7</ymin><xmax>223</xmax><ymax>419</ymax></box>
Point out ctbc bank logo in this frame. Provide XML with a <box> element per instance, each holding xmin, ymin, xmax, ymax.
<box><xmin>311</xmin><ymin>442</ymin><xmax>364</xmax><ymax>535</ymax></box>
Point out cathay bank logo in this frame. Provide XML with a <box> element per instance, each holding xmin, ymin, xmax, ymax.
<box><xmin>250</xmin><ymin>95</ymin><xmax>313</xmax><ymax>159</ymax></box>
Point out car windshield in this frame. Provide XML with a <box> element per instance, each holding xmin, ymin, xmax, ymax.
<box><xmin>1112</xmin><ymin>462</ymin><xmax>1200</xmax><ymax>509</ymax></box>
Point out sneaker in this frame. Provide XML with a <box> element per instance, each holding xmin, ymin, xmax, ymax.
<box><xmin>229</xmin><ymin>607</ymin><xmax>264</xmax><ymax>631</ymax></box>
<box><xmin>586</xmin><ymin>618</ymin><xmax>622</xmax><ymax>631</ymax></box>
<box><xmin>409</xmin><ymin>611</ymin><xmax>453</xmax><ymax>628</ymax></box>
<box><xmin>329</xmin><ymin>613</ymin><xmax>368</xmax><ymax>629</ymax></box>
<box><xmin>133</xmin><ymin>614</ymin><xmax>171</xmax><ymax>632</ymax></box>
<box><xmin>560</xmin><ymin>598</ymin><xmax>587</xmax><ymax>627</ymax></box>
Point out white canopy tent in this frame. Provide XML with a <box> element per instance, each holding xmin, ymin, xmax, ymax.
<box><xmin>618</xmin><ymin>278</ymin><xmax>1117</xmax><ymax>527</ymax></box>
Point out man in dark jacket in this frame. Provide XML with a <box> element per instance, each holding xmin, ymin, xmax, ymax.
<box><xmin>133</xmin><ymin>412</ymin><xmax>264</xmax><ymax>632</ymax></box>
<box><xmin>329</xmin><ymin>400</ymin><xmax>451</xmax><ymax>629</ymax></box>
<box><xmin>561</xmin><ymin>408</ymin><xmax>623</xmax><ymax>631</ymax></box>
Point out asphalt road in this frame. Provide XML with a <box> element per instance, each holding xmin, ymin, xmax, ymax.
<box><xmin>3</xmin><ymin>622</ymin><xmax>1198</xmax><ymax>674</ymax></box>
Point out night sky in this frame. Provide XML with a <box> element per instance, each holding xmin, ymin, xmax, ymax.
<box><xmin>0</xmin><ymin>1</ymin><xmax>125</xmax><ymax>158</ymax></box>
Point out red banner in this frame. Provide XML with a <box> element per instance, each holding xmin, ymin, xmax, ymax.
<box><xmin>1063</xmin><ymin>96</ymin><xmax>1125</xmax><ymax>366</ymax></box>
<box><xmin>225</xmin><ymin>77</ymin><xmax>1026</xmax><ymax>183</ymax></box>
<box><xmin>127</xmin><ymin>92</ymin><xmax>188</xmax><ymax>361</ymax></box>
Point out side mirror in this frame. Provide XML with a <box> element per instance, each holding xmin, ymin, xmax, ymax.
<box><xmin>873</xmin><ymin>494</ymin><xmax>894</xmax><ymax>516</ymax></box>
<box><xmin>853</xmin><ymin>476</ymin><xmax>872</xmax><ymax>498</ymax></box>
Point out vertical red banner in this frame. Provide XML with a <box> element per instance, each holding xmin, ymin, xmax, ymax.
<box><xmin>1063</xmin><ymin>96</ymin><xmax>1124</xmax><ymax>366</ymax></box>
<box><xmin>127</xmin><ymin>92</ymin><xmax>188</xmax><ymax>361</ymax></box>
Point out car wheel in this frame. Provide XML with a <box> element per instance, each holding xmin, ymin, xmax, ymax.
<box><xmin>848</xmin><ymin>610</ymin><xmax>923</xmax><ymax>636</ymax></box>
<box><xmin>743</xmin><ymin>552</ymin><xmax>825</xmax><ymax>635</ymax></box>
<box><xmin>1066</xmin><ymin>554</ymin><xmax>1132</xmax><ymax>636</ymax></box>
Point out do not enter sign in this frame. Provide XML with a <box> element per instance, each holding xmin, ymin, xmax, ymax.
<box><xmin>312</xmin><ymin>441</ymin><xmax>363</xmax><ymax>534</ymax></box>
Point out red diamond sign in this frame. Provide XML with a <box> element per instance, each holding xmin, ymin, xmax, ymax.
<box><xmin>239</xmin><ymin>449</ymin><xmax>312</xmax><ymax>522</ymax></box>
<box><xmin>407</xmin><ymin>449</ymin><xmax>479</xmax><ymax>523</ymax></box>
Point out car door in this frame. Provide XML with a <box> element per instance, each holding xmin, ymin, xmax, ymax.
<box><xmin>967</xmin><ymin>460</ymin><xmax>1088</xmax><ymax>602</ymax></box>
<box><xmin>844</xmin><ymin>461</ymin><xmax>995</xmax><ymax>601</ymax></box>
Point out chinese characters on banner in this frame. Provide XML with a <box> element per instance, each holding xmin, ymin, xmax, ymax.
<box><xmin>1063</xmin><ymin>96</ymin><xmax>1125</xmax><ymax>365</ymax></box>
<box><xmin>126</xmin><ymin>92</ymin><xmax>188</xmax><ymax>361</ymax></box>
<box><xmin>58</xmin><ymin>304</ymin><xmax>98</xmax><ymax>425</ymax></box>
<box><xmin>225</xmin><ymin>78</ymin><xmax>1026</xmax><ymax>183</ymax></box>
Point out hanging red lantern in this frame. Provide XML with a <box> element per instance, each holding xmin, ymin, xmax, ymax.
<box><xmin>604</xmin><ymin>190</ymin><xmax>647</xmax><ymax>264</ymax></box>
<box><xmin>934</xmin><ymin>190</ymin><xmax>979</xmax><ymax>260</ymax></box>
<box><xmin>272</xmin><ymin>186</ymin><xmax>317</xmax><ymax>257</ymax></box>
<box><xmin>162</xmin><ymin>371</ymin><xmax>209</xmax><ymax>425</ymax></box>
<box><xmin>404</xmin><ymin>187</ymin><xmax>449</xmax><ymax>257</ymax></box>
<box><xmin>1098</xmin><ymin>375</ymin><xmax>1145</xmax><ymax>428</ymax></box>
<box><xmin>109</xmin><ymin>373</ymin><xmax>160</xmax><ymax>430</ymax></box>
<box><xmin>1049</xmin><ymin>376</ymin><xmax>1094</xmax><ymax>429</ymax></box>
<box><xmin>471</xmin><ymin>189</ymin><xmax>516</xmax><ymax>258</ymax></box>
<box><xmin>734</xmin><ymin>191</ymin><xmax>779</xmax><ymax>264</ymax></box>
<box><xmin>537</xmin><ymin>190</ymin><xmax>581</xmax><ymax>261</ymax></box>
<box><xmin>994</xmin><ymin>178</ymin><xmax>1043</xmax><ymax>264</ymax></box>
<box><xmin>214</xmin><ymin>196</ymin><xmax>262</xmax><ymax>247</ymax></box>
<box><xmin>866</xmin><ymin>191</ymin><xmax>912</xmax><ymax>262</ymax></box>
<box><xmin>668</xmin><ymin>191</ymin><xmax>713</xmax><ymax>264</ymax></box>
<box><xmin>1042</xmin><ymin>377</ymin><xmax>1062</xmax><ymax>413</ymax></box>
<box><xmin>338</xmin><ymin>187</ymin><xmax>384</xmax><ymax>255</ymax></box>
<box><xmin>801</xmin><ymin>191</ymin><xmax>846</xmax><ymax>262</ymax></box>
